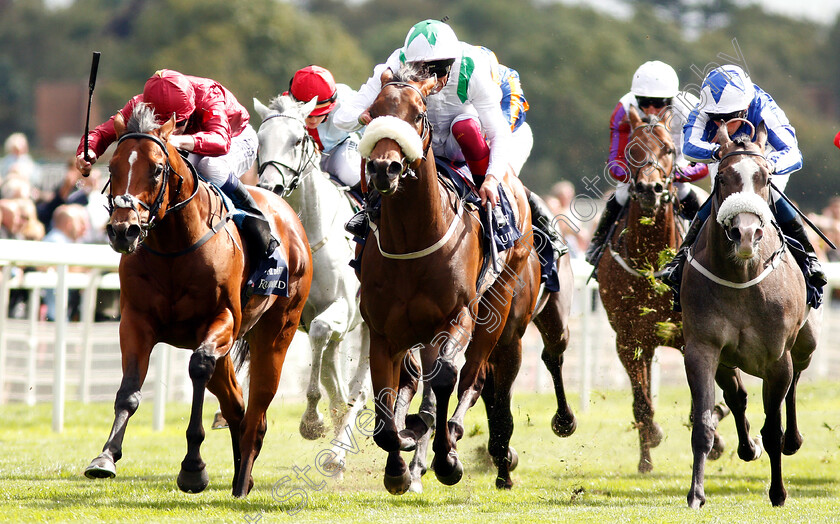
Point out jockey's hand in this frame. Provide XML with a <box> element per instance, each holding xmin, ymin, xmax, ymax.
<box><xmin>357</xmin><ymin>110</ymin><xmax>372</xmax><ymax>127</ymax></box>
<box><xmin>75</xmin><ymin>151</ymin><xmax>96</xmax><ymax>175</ymax></box>
<box><xmin>479</xmin><ymin>174</ymin><xmax>500</xmax><ymax>208</ymax></box>
<box><xmin>167</xmin><ymin>133</ymin><xmax>195</xmax><ymax>152</ymax></box>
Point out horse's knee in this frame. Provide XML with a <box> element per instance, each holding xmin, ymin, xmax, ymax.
<box><xmin>189</xmin><ymin>349</ymin><xmax>217</xmax><ymax>382</ymax></box>
<box><xmin>309</xmin><ymin>319</ymin><xmax>335</xmax><ymax>346</ymax></box>
<box><xmin>114</xmin><ymin>387</ymin><xmax>142</xmax><ymax>415</ymax></box>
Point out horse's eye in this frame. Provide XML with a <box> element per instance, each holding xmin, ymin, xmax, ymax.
<box><xmin>415</xmin><ymin>114</ymin><xmax>423</xmax><ymax>124</ymax></box>
<box><xmin>152</xmin><ymin>164</ymin><xmax>163</xmax><ymax>178</ymax></box>
<box><xmin>295</xmin><ymin>138</ymin><xmax>303</xmax><ymax>146</ymax></box>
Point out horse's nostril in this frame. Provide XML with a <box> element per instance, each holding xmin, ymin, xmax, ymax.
<box><xmin>654</xmin><ymin>183</ymin><xmax>664</xmax><ymax>193</ymax></box>
<box><xmin>126</xmin><ymin>224</ymin><xmax>142</xmax><ymax>241</ymax></box>
<box><xmin>366</xmin><ymin>160</ymin><xmax>376</xmax><ymax>175</ymax></box>
<box><xmin>387</xmin><ymin>161</ymin><xmax>403</xmax><ymax>177</ymax></box>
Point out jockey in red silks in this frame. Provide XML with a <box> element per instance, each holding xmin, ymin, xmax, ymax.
<box><xmin>333</xmin><ymin>19</ymin><xmax>566</xmax><ymax>258</ymax></box>
<box><xmin>585</xmin><ymin>60</ymin><xmax>709</xmax><ymax>267</ymax></box>
<box><xmin>76</xmin><ymin>69</ymin><xmax>278</xmax><ymax>262</ymax></box>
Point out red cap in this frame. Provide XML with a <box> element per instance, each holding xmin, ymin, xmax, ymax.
<box><xmin>289</xmin><ymin>65</ymin><xmax>337</xmax><ymax>117</ymax></box>
<box><xmin>834</xmin><ymin>130</ymin><xmax>840</xmax><ymax>150</ymax></box>
<box><xmin>143</xmin><ymin>69</ymin><xmax>196</xmax><ymax>123</ymax></box>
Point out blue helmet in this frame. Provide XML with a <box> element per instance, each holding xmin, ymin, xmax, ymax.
<box><xmin>699</xmin><ymin>65</ymin><xmax>755</xmax><ymax>115</ymax></box>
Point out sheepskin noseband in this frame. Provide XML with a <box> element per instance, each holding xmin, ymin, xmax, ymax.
<box><xmin>359</xmin><ymin>116</ymin><xmax>424</xmax><ymax>162</ymax></box>
<box><xmin>717</xmin><ymin>191</ymin><xmax>773</xmax><ymax>229</ymax></box>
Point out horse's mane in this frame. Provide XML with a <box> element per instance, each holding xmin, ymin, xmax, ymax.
<box><xmin>730</xmin><ymin>134</ymin><xmax>754</xmax><ymax>148</ymax></box>
<box><xmin>641</xmin><ymin>114</ymin><xmax>658</xmax><ymax>125</ymax></box>
<box><xmin>392</xmin><ymin>62</ymin><xmax>429</xmax><ymax>83</ymax></box>
<box><xmin>127</xmin><ymin>103</ymin><xmax>161</xmax><ymax>134</ymax></box>
<box><xmin>267</xmin><ymin>93</ymin><xmax>295</xmax><ymax>114</ymax></box>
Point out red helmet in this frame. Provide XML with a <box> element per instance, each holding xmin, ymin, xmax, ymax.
<box><xmin>142</xmin><ymin>69</ymin><xmax>196</xmax><ymax>123</ymax></box>
<box><xmin>289</xmin><ymin>65</ymin><xmax>337</xmax><ymax>117</ymax></box>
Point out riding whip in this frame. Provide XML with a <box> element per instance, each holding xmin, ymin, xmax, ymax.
<box><xmin>82</xmin><ymin>51</ymin><xmax>101</xmax><ymax>176</ymax></box>
<box><xmin>769</xmin><ymin>180</ymin><xmax>836</xmax><ymax>250</ymax></box>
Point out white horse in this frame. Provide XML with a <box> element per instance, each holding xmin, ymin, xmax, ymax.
<box><xmin>254</xmin><ymin>95</ymin><xmax>370</xmax><ymax>475</ymax></box>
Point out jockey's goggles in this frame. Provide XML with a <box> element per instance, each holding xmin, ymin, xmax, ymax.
<box><xmin>706</xmin><ymin>109</ymin><xmax>747</xmax><ymax>123</ymax></box>
<box><xmin>637</xmin><ymin>96</ymin><xmax>672</xmax><ymax>109</ymax></box>
<box><xmin>423</xmin><ymin>59</ymin><xmax>455</xmax><ymax>79</ymax></box>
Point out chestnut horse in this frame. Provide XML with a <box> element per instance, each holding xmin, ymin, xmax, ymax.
<box><xmin>83</xmin><ymin>104</ymin><xmax>312</xmax><ymax>498</ymax></box>
<box><xmin>359</xmin><ymin>65</ymin><xmax>573</xmax><ymax>494</ymax></box>
<box><xmin>682</xmin><ymin>122</ymin><xmax>820</xmax><ymax>508</ymax></box>
<box><xmin>597</xmin><ymin>107</ymin><xmax>725</xmax><ymax>472</ymax></box>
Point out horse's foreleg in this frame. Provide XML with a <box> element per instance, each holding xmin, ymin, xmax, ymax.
<box><xmin>300</xmin><ymin>321</ymin><xmax>330</xmax><ymax>440</ymax></box>
<box><xmin>782</xmin><ymin>370</ymin><xmax>803</xmax><ymax>455</ymax></box>
<box><xmin>368</xmin><ymin>332</ymin><xmax>411</xmax><ymax>495</ymax></box>
<box><xmin>177</xmin><ymin>342</ymin><xmax>220</xmax><ymax>494</ymax></box>
<box><xmin>406</xmin><ymin>345</ymin><xmax>438</xmax><ymax>493</ymax></box>
<box><xmin>484</xmin><ymin>342</ymin><xmax>522</xmax><ymax>490</ymax></box>
<box><xmin>684</xmin><ymin>343</ymin><xmax>719</xmax><ymax>509</ymax></box>
<box><xmin>534</xmin><ymin>292</ymin><xmax>576</xmax><ymax>438</ymax></box>
<box><xmin>715</xmin><ymin>366</ymin><xmax>760</xmax><ymax>462</ymax></box>
<box><xmin>85</xmin><ymin>324</ymin><xmax>154</xmax><ymax>480</ymax></box>
<box><xmin>762</xmin><ymin>354</ymin><xmax>794</xmax><ymax>507</ymax></box>
<box><xmin>205</xmin><ymin>353</ymin><xmax>246</xmax><ymax>490</ymax></box>
<box><xmin>617</xmin><ymin>342</ymin><xmax>660</xmax><ymax>473</ymax></box>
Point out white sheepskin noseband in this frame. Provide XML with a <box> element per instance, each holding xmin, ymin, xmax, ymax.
<box><xmin>717</xmin><ymin>192</ymin><xmax>773</xmax><ymax>229</ymax></box>
<box><xmin>359</xmin><ymin>116</ymin><xmax>424</xmax><ymax>162</ymax></box>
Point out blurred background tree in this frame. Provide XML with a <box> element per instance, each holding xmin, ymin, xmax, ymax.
<box><xmin>1</xmin><ymin>0</ymin><xmax>838</xmax><ymax>210</ymax></box>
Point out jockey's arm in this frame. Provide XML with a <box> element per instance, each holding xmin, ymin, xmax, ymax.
<box><xmin>334</xmin><ymin>53</ymin><xmax>401</xmax><ymax>133</ymax></box>
<box><xmin>682</xmin><ymin>109</ymin><xmax>718</xmax><ymax>164</ymax></box>
<box><xmin>75</xmin><ymin>96</ymin><xmax>140</xmax><ymax>173</ymax></box>
<box><xmin>187</xmin><ymin>99</ymin><xmax>233</xmax><ymax>156</ymax></box>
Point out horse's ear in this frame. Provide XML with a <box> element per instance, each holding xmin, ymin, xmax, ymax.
<box><xmin>418</xmin><ymin>76</ymin><xmax>438</xmax><ymax>97</ymax></box>
<box><xmin>113</xmin><ymin>112</ymin><xmax>126</xmax><ymax>138</ymax></box>
<box><xmin>301</xmin><ymin>97</ymin><xmax>318</xmax><ymax>118</ymax></box>
<box><xmin>380</xmin><ymin>68</ymin><xmax>394</xmax><ymax>86</ymax></box>
<box><xmin>628</xmin><ymin>105</ymin><xmax>642</xmax><ymax>129</ymax></box>
<box><xmin>755</xmin><ymin>120</ymin><xmax>767</xmax><ymax>151</ymax></box>
<box><xmin>715</xmin><ymin>120</ymin><xmax>732</xmax><ymax>147</ymax></box>
<box><xmin>159</xmin><ymin>114</ymin><xmax>177</xmax><ymax>141</ymax></box>
<box><xmin>254</xmin><ymin>97</ymin><xmax>270</xmax><ymax>120</ymax></box>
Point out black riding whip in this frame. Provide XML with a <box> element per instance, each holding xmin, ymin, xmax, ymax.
<box><xmin>769</xmin><ymin>180</ymin><xmax>836</xmax><ymax>250</ymax></box>
<box><xmin>82</xmin><ymin>51</ymin><xmax>101</xmax><ymax>176</ymax></box>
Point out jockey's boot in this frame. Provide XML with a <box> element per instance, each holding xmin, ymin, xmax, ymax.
<box><xmin>678</xmin><ymin>188</ymin><xmax>701</xmax><ymax>221</ymax></box>
<box><xmin>584</xmin><ymin>195</ymin><xmax>623</xmax><ymax>265</ymax></box>
<box><xmin>228</xmin><ymin>182</ymin><xmax>279</xmax><ymax>261</ymax></box>
<box><xmin>528</xmin><ymin>191</ymin><xmax>569</xmax><ymax>258</ymax></box>
<box><xmin>344</xmin><ymin>191</ymin><xmax>380</xmax><ymax>238</ymax></box>
<box><xmin>660</xmin><ymin>216</ymin><xmax>704</xmax><ymax>290</ymax></box>
<box><xmin>779</xmin><ymin>216</ymin><xmax>828</xmax><ymax>290</ymax></box>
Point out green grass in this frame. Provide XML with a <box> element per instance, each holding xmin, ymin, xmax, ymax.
<box><xmin>1</xmin><ymin>382</ymin><xmax>839</xmax><ymax>523</ymax></box>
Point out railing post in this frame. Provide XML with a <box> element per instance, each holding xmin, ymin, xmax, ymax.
<box><xmin>52</xmin><ymin>264</ymin><xmax>68</xmax><ymax>433</ymax></box>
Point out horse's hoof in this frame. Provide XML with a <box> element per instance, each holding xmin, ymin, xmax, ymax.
<box><xmin>647</xmin><ymin>422</ymin><xmax>664</xmax><ymax>448</ymax></box>
<box><xmin>398</xmin><ymin>430</ymin><xmax>418</xmax><ymax>452</ymax></box>
<box><xmin>383</xmin><ymin>469</ymin><xmax>411</xmax><ymax>495</ymax></box>
<box><xmin>177</xmin><ymin>467</ymin><xmax>210</xmax><ymax>493</ymax></box>
<box><xmin>495</xmin><ymin>475</ymin><xmax>513</xmax><ymax>489</ymax></box>
<box><xmin>299</xmin><ymin>418</ymin><xmax>326</xmax><ymax>441</ymax></box>
<box><xmin>433</xmin><ymin>453</ymin><xmax>464</xmax><ymax>486</ymax></box>
<box><xmin>638</xmin><ymin>458</ymin><xmax>654</xmax><ymax>474</ymax></box>
<box><xmin>708</xmin><ymin>433</ymin><xmax>726</xmax><ymax>461</ymax></box>
<box><xmin>84</xmin><ymin>456</ymin><xmax>116</xmax><ymax>479</ymax></box>
<box><xmin>687</xmin><ymin>491</ymin><xmax>706</xmax><ymax>509</ymax></box>
<box><xmin>408</xmin><ymin>477</ymin><xmax>424</xmax><ymax>493</ymax></box>
<box><xmin>491</xmin><ymin>447</ymin><xmax>519</xmax><ymax>472</ymax></box>
<box><xmin>551</xmin><ymin>411</ymin><xmax>577</xmax><ymax>438</ymax></box>
<box><xmin>739</xmin><ymin>436</ymin><xmax>763</xmax><ymax>462</ymax></box>
<box><xmin>782</xmin><ymin>431</ymin><xmax>803</xmax><ymax>456</ymax></box>
<box><xmin>211</xmin><ymin>411</ymin><xmax>229</xmax><ymax>430</ymax></box>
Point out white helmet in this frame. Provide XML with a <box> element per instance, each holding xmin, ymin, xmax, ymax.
<box><xmin>400</xmin><ymin>20</ymin><xmax>460</xmax><ymax>64</ymax></box>
<box><xmin>630</xmin><ymin>61</ymin><xmax>679</xmax><ymax>98</ymax></box>
<box><xmin>699</xmin><ymin>65</ymin><xmax>755</xmax><ymax>115</ymax></box>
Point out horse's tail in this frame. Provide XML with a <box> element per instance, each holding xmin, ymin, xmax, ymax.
<box><xmin>232</xmin><ymin>337</ymin><xmax>251</xmax><ymax>373</ymax></box>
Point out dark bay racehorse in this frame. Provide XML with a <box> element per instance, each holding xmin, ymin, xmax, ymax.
<box><xmin>84</xmin><ymin>104</ymin><xmax>312</xmax><ymax>498</ymax></box>
<box><xmin>359</xmin><ymin>65</ymin><xmax>574</xmax><ymax>494</ymax></box>
<box><xmin>682</xmin><ymin>121</ymin><xmax>821</xmax><ymax>508</ymax></box>
<box><xmin>598</xmin><ymin>107</ymin><xmax>726</xmax><ymax>472</ymax></box>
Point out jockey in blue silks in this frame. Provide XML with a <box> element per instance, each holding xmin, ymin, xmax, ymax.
<box><xmin>661</xmin><ymin>64</ymin><xmax>827</xmax><ymax>308</ymax></box>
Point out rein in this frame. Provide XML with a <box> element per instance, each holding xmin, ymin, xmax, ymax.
<box><xmin>381</xmin><ymin>81</ymin><xmax>432</xmax><ymax>149</ymax></box>
<box><xmin>257</xmin><ymin>112</ymin><xmax>320</xmax><ymax>197</ymax></box>
<box><xmin>110</xmin><ymin>132</ymin><xmax>200</xmax><ymax>238</ymax></box>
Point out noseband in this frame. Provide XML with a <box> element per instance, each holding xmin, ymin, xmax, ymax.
<box><xmin>109</xmin><ymin>132</ymin><xmax>199</xmax><ymax>240</ymax></box>
<box><xmin>257</xmin><ymin>112</ymin><xmax>320</xmax><ymax>197</ymax></box>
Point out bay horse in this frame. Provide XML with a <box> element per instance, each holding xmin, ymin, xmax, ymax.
<box><xmin>83</xmin><ymin>104</ymin><xmax>312</xmax><ymax>498</ymax></box>
<box><xmin>597</xmin><ymin>106</ymin><xmax>726</xmax><ymax>472</ymax></box>
<box><xmin>358</xmin><ymin>64</ymin><xmax>576</xmax><ymax>494</ymax></box>
<box><xmin>253</xmin><ymin>94</ymin><xmax>370</xmax><ymax>475</ymax></box>
<box><xmin>682</xmin><ymin>121</ymin><xmax>821</xmax><ymax>508</ymax></box>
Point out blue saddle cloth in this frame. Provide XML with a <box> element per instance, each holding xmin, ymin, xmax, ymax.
<box><xmin>435</xmin><ymin>157</ymin><xmax>560</xmax><ymax>292</ymax></box>
<box><xmin>217</xmin><ymin>186</ymin><xmax>290</xmax><ymax>297</ymax></box>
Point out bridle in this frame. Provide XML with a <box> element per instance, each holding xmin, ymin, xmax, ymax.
<box><xmin>626</xmin><ymin>122</ymin><xmax>677</xmax><ymax>204</ymax></box>
<box><xmin>108</xmin><ymin>132</ymin><xmax>199</xmax><ymax>243</ymax></box>
<box><xmin>377</xmin><ymin>81</ymin><xmax>432</xmax><ymax>178</ymax></box>
<box><xmin>257</xmin><ymin>112</ymin><xmax>320</xmax><ymax>197</ymax></box>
